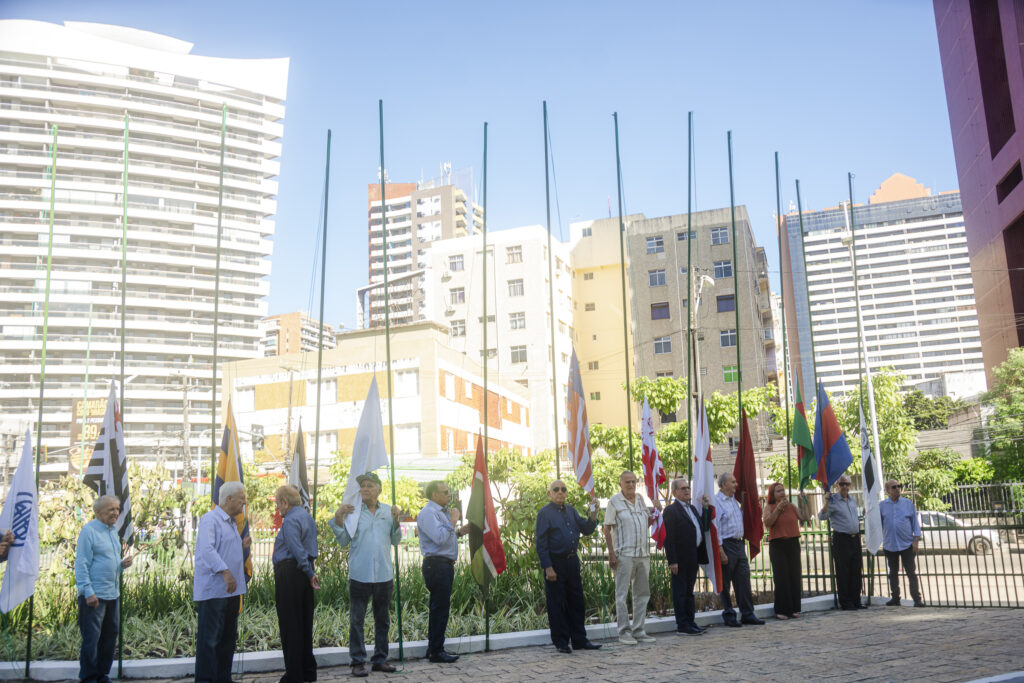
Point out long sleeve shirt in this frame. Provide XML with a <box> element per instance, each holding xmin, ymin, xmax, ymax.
<box><xmin>879</xmin><ymin>496</ymin><xmax>921</xmax><ymax>552</ymax></box>
<box><xmin>328</xmin><ymin>502</ymin><xmax>401</xmax><ymax>583</ymax></box>
<box><xmin>272</xmin><ymin>506</ymin><xmax>319</xmax><ymax>579</ymax></box>
<box><xmin>193</xmin><ymin>507</ymin><xmax>247</xmax><ymax>602</ymax></box>
<box><xmin>818</xmin><ymin>493</ymin><xmax>860</xmax><ymax>534</ymax></box>
<box><xmin>417</xmin><ymin>500</ymin><xmax>458</xmax><ymax>561</ymax></box>
<box><xmin>74</xmin><ymin>519</ymin><xmax>123</xmax><ymax>600</ymax></box>
<box><xmin>536</xmin><ymin>502</ymin><xmax>597</xmax><ymax>569</ymax></box>
<box><xmin>715</xmin><ymin>491</ymin><xmax>744</xmax><ymax>541</ymax></box>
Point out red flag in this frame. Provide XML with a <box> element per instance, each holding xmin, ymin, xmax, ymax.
<box><xmin>732</xmin><ymin>408</ymin><xmax>764</xmax><ymax>560</ymax></box>
<box><xmin>468</xmin><ymin>434</ymin><xmax>506</xmax><ymax>586</ymax></box>
<box><xmin>566</xmin><ymin>349</ymin><xmax>594</xmax><ymax>496</ymax></box>
<box><xmin>640</xmin><ymin>398</ymin><xmax>666</xmax><ymax>548</ymax></box>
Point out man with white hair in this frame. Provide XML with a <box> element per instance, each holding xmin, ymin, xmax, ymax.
<box><xmin>715</xmin><ymin>473</ymin><xmax>764</xmax><ymax>627</ymax></box>
<box><xmin>194</xmin><ymin>481</ymin><xmax>251</xmax><ymax>683</ymax></box>
<box><xmin>75</xmin><ymin>495</ymin><xmax>132</xmax><ymax>683</ymax></box>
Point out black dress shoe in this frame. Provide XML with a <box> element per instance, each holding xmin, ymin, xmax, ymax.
<box><xmin>371</xmin><ymin>662</ymin><xmax>397</xmax><ymax>673</ymax></box>
<box><xmin>556</xmin><ymin>645</ymin><xmax>573</xmax><ymax>654</ymax></box>
<box><xmin>885</xmin><ymin>598</ymin><xmax>900</xmax><ymax>606</ymax></box>
<box><xmin>675</xmin><ymin>625</ymin><xmax>704</xmax><ymax>635</ymax></box>
<box><xmin>741</xmin><ymin>617</ymin><xmax>765</xmax><ymax>625</ymax></box>
<box><xmin>725</xmin><ymin>620</ymin><xmax>742</xmax><ymax>627</ymax></box>
<box><xmin>913</xmin><ymin>600</ymin><xmax>926</xmax><ymax>608</ymax></box>
<box><xmin>428</xmin><ymin>651</ymin><xmax>459</xmax><ymax>663</ymax></box>
<box><xmin>350</xmin><ymin>664</ymin><xmax>368</xmax><ymax>678</ymax></box>
<box><xmin>577</xmin><ymin>641</ymin><xmax>602</xmax><ymax>650</ymax></box>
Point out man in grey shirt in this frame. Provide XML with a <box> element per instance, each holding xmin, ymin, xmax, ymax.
<box><xmin>818</xmin><ymin>475</ymin><xmax>862</xmax><ymax>610</ymax></box>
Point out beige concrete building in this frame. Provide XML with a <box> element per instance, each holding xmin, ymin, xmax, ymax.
<box><xmin>222</xmin><ymin>321</ymin><xmax>531</xmax><ymax>480</ymax></box>
<box><xmin>261</xmin><ymin>312</ymin><xmax>335</xmax><ymax>356</ymax></box>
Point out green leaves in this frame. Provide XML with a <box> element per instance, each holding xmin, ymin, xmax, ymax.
<box><xmin>980</xmin><ymin>347</ymin><xmax>1024</xmax><ymax>481</ymax></box>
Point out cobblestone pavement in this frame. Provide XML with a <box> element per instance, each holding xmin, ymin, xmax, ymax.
<box><xmin>134</xmin><ymin>606</ymin><xmax>1024</xmax><ymax>683</ymax></box>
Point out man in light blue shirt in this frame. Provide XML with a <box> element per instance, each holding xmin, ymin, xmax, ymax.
<box><xmin>75</xmin><ymin>495</ymin><xmax>132</xmax><ymax>683</ymax></box>
<box><xmin>194</xmin><ymin>481</ymin><xmax>250</xmax><ymax>683</ymax></box>
<box><xmin>714</xmin><ymin>474</ymin><xmax>763</xmax><ymax>627</ymax></box>
<box><xmin>879</xmin><ymin>479</ymin><xmax>923</xmax><ymax>607</ymax></box>
<box><xmin>417</xmin><ymin>480</ymin><xmax>468</xmax><ymax>664</ymax></box>
<box><xmin>329</xmin><ymin>472</ymin><xmax>402</xmax><ymax>678</ymax></box>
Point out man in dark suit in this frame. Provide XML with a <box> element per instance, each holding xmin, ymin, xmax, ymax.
<box><xmin>663</xmin><ymin>477</ymin><xmax>710</xmax><ymax>636</ymax></box>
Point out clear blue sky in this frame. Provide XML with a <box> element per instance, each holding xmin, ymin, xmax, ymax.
<box><xmin>3</xmin><ymin>1</ymin><xmax>958</xmax><ymax>330</ymax></box>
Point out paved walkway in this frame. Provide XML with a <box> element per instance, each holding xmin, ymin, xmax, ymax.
<box><xmin>134</xmin><ymin>606</ymin><xmax>1024</xmax><ymax>683</ymax></box>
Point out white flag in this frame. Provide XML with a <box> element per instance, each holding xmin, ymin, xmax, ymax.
<box><xmin>691</xmin><ymin>397</ymin><xmax>723</xmax><ymax>593</ymax></box>
<box><xmin>83</xmin><ymin>381</ymin><xmax>133</xmax><ymax>543</ymax></box>
<box><xmin>343</xmin><ymin>377</ymin><xmax>389</xmax><ymax>537</ymax></box>
<box><xmin>0</xmin><ymin>429</ymin><xmax>40</xmax><ymax>613</ymax></box>
<box><xmin>860</xmin><ymin>403</ymin><xmax>883</xmax><ymax>554</ymax></box>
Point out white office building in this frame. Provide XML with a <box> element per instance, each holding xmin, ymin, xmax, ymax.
<box><xmin>0</xmin><ymin>20</ymin><xmax>288</xmax><ymax>476</ymax></box>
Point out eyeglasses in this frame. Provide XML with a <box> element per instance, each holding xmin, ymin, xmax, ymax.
<box><xmin>838</xmin><ymin>483</ymin><xmax>851</xmax><ymax>487</ymax></box>
<box><xmin>551</xmin><ymin>486</ymin><xmax>567</xmax><ymax>493</ymax></box>
<box><xmin>678</xmin><ymin>487</ymin><xmax>690</xmax><ymax>491</ymax></box>
<box><xmin>891</xmin><ymin>484</ymin><xmax>903</xmax><ymax>489</ymax></box>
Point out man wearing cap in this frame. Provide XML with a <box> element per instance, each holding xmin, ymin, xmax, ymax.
<box><xmin>329</xmin><ymin>472</ymin><xmax>402</xmax><ymax>678</ymax></box>
<box><xmin>536</xmin><ymin>480</ymin><xmax>602</xmax><ymax>654</ymax></box>
<box><xmin>818</xmin><ymin>474</ymin><xmax>863</xmax><ymax>610</ymax></box>
<box><xmin>417</xmin><ymin>480</ymin><xmax>469</xmax><ymax>664</ymax></box>
<box><xmin>879</xmin><ymin>479</ymin><xmax>924</xmax><ymax>608</ymax></box>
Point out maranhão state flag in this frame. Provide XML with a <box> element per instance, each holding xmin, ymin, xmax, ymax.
<box><xmin>691</xmin><ymin>397</ymin><xmax>723</xmax><ymax>593</ymax></box>
<box><xmin>640</xmin><ymin>397</ymin><xmax>666</xmax><ymax>549</ymax></box>
<box><xmin>732</xmin><ymin>408</ymin><xmax>764</xmax><ymax>560</ymax></box>
<box><xmin>467</xmin><ymin>434</ymin><xmax>506</xmax><ymax>588</ymax></box>
<box><xmin>813</xmin><ymin>380</ymin><xmax>853</xmax><ymax>488</ymax></box>
<box><xmin>792</xmin><ymin>380</ymin><xmax>815</xmax><ymax>489</ymax></box>
<box><xmin>566</xmin><ymin>348</ymin><xmax>595</xmax><ymax>497</ymax></box>
<box><xmin>214</xmin><ymin>401</ymin><xmax>252</xmax><ymax>580</ymax></box>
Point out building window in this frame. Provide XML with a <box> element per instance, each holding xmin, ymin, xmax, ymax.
<box><xmin>587</xmin><ymin>361</ymin><xmax>599</xmax><ymax>370</ymax></box>
<box><xmin>477</xmin><ymin>314</ymin><xmax>496</xmax><ymax>323</ymax></box>
<box><xmin>395</xmin><ymin>369</ymin><xmax>419</xmax><ymax>398</ymax></box>
<box><xmin>448</xmin><ymin>254</ymin><xmax>464</xmax><ymax>271</ymax></box>
<box><xmin>465</xmin><ymin>379</ymin><xmax>473</xmax><ymax>399</ymax></box>
<box><xmin>511</xmin><ymin>345</ymin><xmax>528</xmax><ymax>363</ymax></box>
<box><xmin>717</xmin><ymin>294</ymin><xmax>735</xmax><ymax>312</ymax></box>
<box><xmin>648</xmin><ymin>269</ymin><xmax>666</xmax><ymax>287</ymax></box>
<box><xmin>646</xmin><ymin>236</ymin><xmax>665</xmax><ymax>254</ymax></box>
<box><xmin>307</xmin><ymin>379</ymin><xmax>336</xmax><ymax>405</ymax></box>
<box><xmin>589</xmin><ymin>391</ymin><xmax>601</xmax><ymax>400</ymax></box>
<box><xmin>654</xmin><ymin>336</ymin><xmax>672</xmax><ymax>354</ymax></box>
<box><xmin>582</xmin><ymin>227</ymin><xmax>593</xmax><ymax>237</ymax></box>
<box><xmin>585</xmin><ymin>302</ymin><xmax>596</xmax><ymax>311</ymax></box>
<box><xmin>479</xmin><ymin>348</ymin><xmax>497</xmax><ymax>359</ymax></box>
<box><xmin>450</xmin><ymin>319</ymin><xmax>466</xmax><ymax>337</ymax></box>
<box><xmin>720</xmin><ymin>329</ymin><xmax>737</xmax><ymax>347</ymax></box>
<box><xmin>651</xmin><ymin>302</ymin><xmax>670</xmax><ymax>320</ymax></box>
<box><xmin>450</xmin><ymin>288</ymin><xmax>465</xmax><ymax>305</ymax></box>
<box><xmin>508</xmin><ymin>279</ymin><xmax>524</xmax><ymax>296</ymax></box>
<box><xmin>724</xmin><ymin>364</ymin><xmax>739</xmax><ymax>383</ymax></box>
<box><xmin>510</xmin><ymin>312</ymin><xmax>526</xmax><ymax>329</ymax></box>
<box><xmin>700</xmin><ymin>367</ymin><xmax>708</xmax><ymax>377</ymax></box>
<box><xmin>677</xmin><ymin>230</ymin><xmax>697</xmax><ymax>241</ymax></box>
<box><xmin>679</xmin><ymin>265</ymin><xmax>687</xmax><ymax>275</ymax></box>
<box><xmin>507</xmin><ymin>245</ymin><xmax>523</xmax><ymax>263</ymax></box>
<box><xmin>711</xmin><ymin>227</ymin><xmax>729</xmax><ymax>245</ymax></box>
<box><xmin>583</xmin><ymin>272</ymin><xmax>594</xmax><ymax>280</ymax></box>
<box><xmin>714</xmin><ymin>260</ymin><xmax>733</xmax><ymax>278</ymax></box>
<box><xmin>656</xmin><ymin>371</ymin><xmax>673</xmax><ymax>378</ymax></box>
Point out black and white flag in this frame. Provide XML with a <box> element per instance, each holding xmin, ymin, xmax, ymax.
<box><xmin>83</xmin><ymin>380</ymin><xmax>133</xmax><ymax>543</ymax></box>
<box><xmin>289</xmin><ymin>419</ymin><xmax>311</xmax><ymax>512</ymax></box>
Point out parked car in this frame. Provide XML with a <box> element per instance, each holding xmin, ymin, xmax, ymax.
<box><xmin>918</xmin><ymin>511</ymin><xmax>1001</xmax><ymax>555</ymax></box>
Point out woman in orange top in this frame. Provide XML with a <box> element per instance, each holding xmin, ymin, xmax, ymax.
<box><xmin>762</xmin><ymin>481</ymin><xmax>807</xmax><ymax>620</ymax></box>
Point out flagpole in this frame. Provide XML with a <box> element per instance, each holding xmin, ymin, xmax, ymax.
<box><xmin>378</xmin><ymin>100</ymin><xmax>404</xmax><ymax>662</ymax></box>
<box><xmin>794</xmin><ymin>180</ymin><xmax>819</xmax><ymax>412</ymax></box>
<box><xmin>844</xmin><ymin>174</ymin><xmax>868</xmax><ymax>444</ymax></box>
<box><xmin>685</xmin><ymin>112</ymin><xmax>694</xmax><ymax>479</ymax></box>
<box><xmin>774</xmin><ymin>153</ymin><xmax>793</xmax><ymax>493</ymax></box>
<box><xmin>543</xmin><ymin>103</ymin><xmax>561</xmax><ymax>479</ymax></box>
<box><xmin>727</xmin><ymin>132</ymin><xmax>744</xmax><ymax>443</ymax></box>
<box><xmin>312</xmin><ymin>130</ymin><xmax>331</xmax><ymax>520</ymax></box>
<box><xmin>25</xmin><ymin>123</ymin><xmax>58</xmax><ymax>679</ymax></box>
<box><xmin>481</xmin><ymin>120</ymin><xmax>492</xmax><ymax>652</ymax></box>
<box><xmin>612</xmin><ymin>113</ymin><xmax>634</xmax><ymax>470</ymax></box>
<box><xmin>79</xmin><ymin>303</ymin><xmax>94</xmax><ymax>473</ymax></box>
<box><xmin>117</xmin><ymin>111</ymin><xmax>129</xmax><ymax>680</ymax></box>
<box><xmin>210</xmin><ymin>104</ymin><xmax>227</xmax><ymax>489</ymax></box>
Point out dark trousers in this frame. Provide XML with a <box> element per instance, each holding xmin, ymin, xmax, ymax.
<box><xmin>195</xmin><ymin>595</ymin><xmax>241</xmax><ymax>683</ymax></box>
<box><xmin>422</xmin><ymin>556</ymin><xmax>455</xmax><ymax>656</ymax></box>
<box><xmin>769</xmin><ymin>536</ymin><xmax>802</xmax><ymax>617</ymax></box>
<box><xmin>544</xmin><ymin>553</ymin><xmax>588</xmax><ymax>649</ymax></box>
<box><xmin>719</xmin><ymin>538</ymin><xmax>755</xmax><ymax>622</ymax></box>
<box><xmin>832</xmin><ymin>533</ymin><xmax>863</xmax><ymax>608</ymax></box>
<box><xmin>348</xmin><ymin>579</ymin><xmax>392</xmax><ymax>665</ymax></box>
<box><xmin>274</xmin><ymin>559</ymin><xmax>317</xmax><ymax>682</ymax></box>
<box><xmin>884</xmin><ymin>547</ymin><xmax>921</xmax><ymax>601</ymax></box>
<box><xmin>77</xmin><ymin>595</ymin><xmax>118</xmax><ymax>683</ymax></box>
<box><xmin>670</xmin><ymin>563</ymin><xmax>698</xmax><ymax>630</ymax></box>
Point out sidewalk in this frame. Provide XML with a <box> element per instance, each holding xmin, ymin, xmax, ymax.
<box><xmin>140</xmin><ymin>604</ymin><xmax>1024</xmax><ymax>683</ymax></box>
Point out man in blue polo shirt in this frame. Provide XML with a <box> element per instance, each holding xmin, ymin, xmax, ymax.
<box><xmin>879</xmin><ymin>479</ymin><xmax>924</xmax><ymax>607</ymax></box>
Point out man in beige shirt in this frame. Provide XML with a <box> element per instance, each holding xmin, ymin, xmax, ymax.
<box><xmin>603</xmin><ymin>471</ymin><xmax>656</xmax><ymax>645</ymax></box>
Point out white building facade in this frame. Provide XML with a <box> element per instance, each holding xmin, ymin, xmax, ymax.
<box><xmin>0</xmin><ymin>20</ymin><xmax>287</xmax><ymax>475</ymax></box>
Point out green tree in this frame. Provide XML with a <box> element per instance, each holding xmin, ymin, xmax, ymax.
<box><xmin>903</xmin><ymin>390</ymin><xmax>968</xmax><ymax>431</ymax></box>
<box><xmin>833</xmin><ymin>369</ymin><xmax>916</xmax><ymax>482</ymax></box>
<box><xmin>952</xmin><ymin>457</ymin><xmax>995</xmax><ymax>485</ymax></box>
<box><xmin>980</xmin><ymin>347</ymin><xmax>1024</xmax><ymax>481</ymax></box>
<box><xmin>909</xmin><ymin>447</ymin><xmax>960</xmax><ymax>511</ymax></box>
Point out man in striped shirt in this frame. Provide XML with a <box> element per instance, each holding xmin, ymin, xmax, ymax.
<box><xmin>603</xmin><ymin>471</ymin><xmax>657</xmax><ymax>644</ymax></box>
<box><xmin>715</xmin><ymin>473</ymin><xmax>764</xmax><ymax>627</ymax></box>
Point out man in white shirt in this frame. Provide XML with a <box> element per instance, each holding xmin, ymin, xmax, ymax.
<box><xmin>603</xmin><ymin>471</ymin><xmax>656</xmax><ymax>644</ymax></box>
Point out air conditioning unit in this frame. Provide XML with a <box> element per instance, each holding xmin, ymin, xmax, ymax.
<box><xmin>441</xmin><ymin>270</ymin><xmax>452</xmax><ymax>280</ymax></box>
<box><xmin>444</xmin><ymin>305</ymin><xmax>455</xmax><ymax>316</ymax></box>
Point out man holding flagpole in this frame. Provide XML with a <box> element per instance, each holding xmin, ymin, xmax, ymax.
<box><xmin>818</xmin><ymin>474</ymin><xmax>862</xmax><ymax>610</ymax></box>
<box><xmin>0</xmin><ymin>530</ymin><xmax>12</xmax><ymax>561</ymax></box>
<box><xmin>0</xmin><ymin>429</ymin><xmax>40</xmax><ymax>615</ymax></box>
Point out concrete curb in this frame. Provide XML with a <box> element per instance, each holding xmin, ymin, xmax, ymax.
<box><xmin>0</xmin><ymin>594</ymin><xmax>857</xmax><ymax>680</ymax></box>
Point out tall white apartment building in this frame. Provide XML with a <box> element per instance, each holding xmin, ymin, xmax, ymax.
<box><xmin>357</xmin><ymin>172</ymin><xmax>482</xmax><ymax>329</ymax></box>
<box><xmin>0</xmin><ymin>21</ymin><xmax>287</xmax><ymax>474</ymax></box>
<box><xmin>425</xmin><ymin>225</ymin><xmax>575</xmax><ymax>451</ymax></box>
<box><xmin>781</xmin><ymin>174</ymin><xmax>985</xmax><ymax>399</ymax></box>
